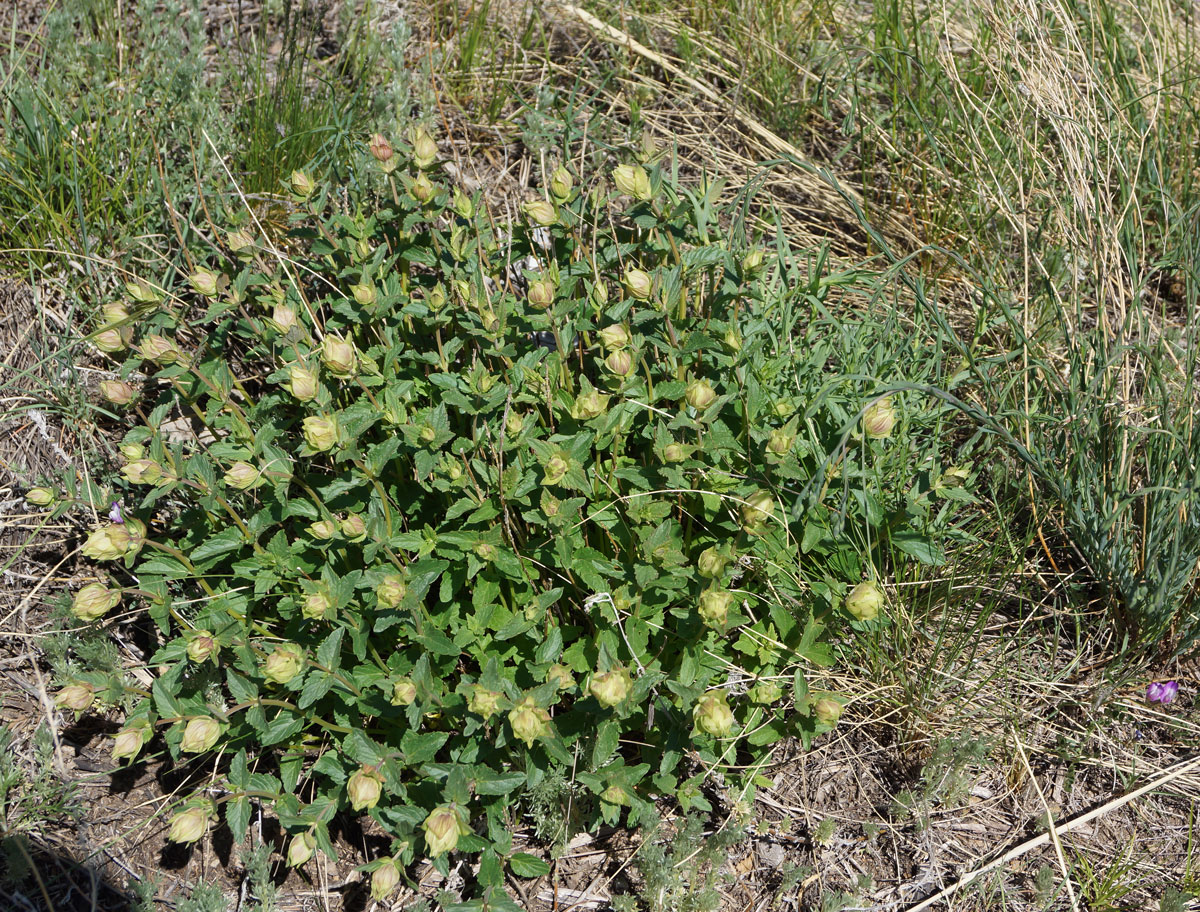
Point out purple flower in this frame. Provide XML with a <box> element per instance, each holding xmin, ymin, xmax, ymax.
<box><xmin>108</xmin><ymin>500</ymin><xmax>124</xmax><ymax>524</ymax></box>
<box><xmin>1146</xmin><ymin>681</ymin><xmax>1179</xmax><ymax>705</ymax></box>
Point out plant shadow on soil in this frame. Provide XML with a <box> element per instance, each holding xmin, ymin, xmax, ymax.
<box><xmin>1</xmin><ymin>835</ymin><xmax>134</xmax><ymax>912</ymax></box>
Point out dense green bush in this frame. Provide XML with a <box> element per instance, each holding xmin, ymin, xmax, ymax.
<box><xmin>51</xmin><ymin>131</ymin><xmax>969</xmax><ymax>906</ymax></box>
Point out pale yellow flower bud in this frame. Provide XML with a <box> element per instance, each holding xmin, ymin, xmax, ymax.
<box><xmin>111</xmin><ymin>726</ymin><xmax>146</xmax><ymax>761</ymax></box>
<box><xmin>411</xmin><ymin>172</ymin><xmax>435</xmax><ymax>203</ymax></box>
<box><xmin>290</xmin><ymin>170</ymin><xmax>315</xmax><ymax>198</ymax></box>
<box><xmin>168</xmin><ymin>805</ymin><xmax>210</xmax><ymax>844</ymax></box>
<box><xmin>339</xmin><ymin>514</ymin><xmax>366</xmax><ymax>541</ymax></box>
<box><xmin>285</xmin><ymin>365</ymin><xmax>319</xmax><ymax>402</ymax></box>
<box><xmin>698</xmin><ymin>588</ymin><xmax>734</xmax><ymax>629</ymax></box>
<box><xmin>189</xmin><ymin>268</ymin><xmax>220</xmax><ymax>297</ymax></box>
<box><xmin>663</xmin><ymin>443</ymin><xmax>686</xmax><ymax>463</ymax></box>
<box><xmin>696</xmin><ymin>546</ymin><xmax>730</xmax><ymax>579</ymax></box>
<box><xmin>100</xmin><ymin>379</ymin><xmax>137</xmax><ymax>405</ymax></box>
<box><xmin>120</xmin><ymin>459</ymin><xmax>162</xmax><ymax>485</ymax></box>
<box><xmin>125</xmin><ymin>279</ymin><xmax>161</xmax><ymax>304</ymax></box>
<box><xmin>351</xmin><ymin>283</ymin><xmax>377</xmax><ymax>307</ymax></box>
<box><xmin>542</xmin><ymin>452</ymin><xmax>569</xmax><ymax>486</ymax></box>
<box><xmin>550</xmin><ymin>165</ymin><xmax>573</xmax><ymax>202</ymax></box>
<box><xmin>287</xmin><ymin>832</ymin><xmax>316</xmax><ymax>867</ymax></box>
<box><xmin>302</xmin><ymin>415</ymin><xmax>339</xmax><ymax>452</ymax></box>
<box><xmin>371</xmin><ymin>859</ymin><xmax>402</xmax><ymax>900</ymax></box>
<box><xmin>612</xmin><ymin>164</ymin><xmax>651</xmax><ymax>200</ymax></box>
<box><xmin>604</xmin><ymin>350</ymin><xmax>634</xmax><ymax>377</ymax></box>
<box><xmin>302</xmin><ymin>591</ymin><xmax>332</xmax><ymax>620</ymax></box>
<box><xmin>138</xmin><ymin>334</ymin><xmax>181</xmax><ymax>364</ymax></box>
<box><xmin>321</xmin><ymin>335</ymin><xmax>357</xmax><ymax>377</ymax></box>
<box><xmin>25</xmin><ymin>487</ymin><xmax>55</xmax><ymax>506</ymax></box>
<box><xmin>547</xmin><ymin>664</ymin><xmax>575</xmax><ymax>690</ymax></box>
<box><xmin>739</xmin><ymin>490</ymin><xmax>775</xmax><ymax>532</ymax></box>
<box><xmin>522</xmin><ymin>199</ymin><xmax>558</xmax><ymax>227</ymax></box>
<box><xmin>180</xmin><ymin>716</ymin><xmax>221</xmax><ymax>753</ymax></box>
<box><xmin>224</xmin><ymin>461</ymin><xmax>261</xmax><ymax>490</ymax></box>
<box><xmin>263</xmin><ymin>644</ymin><xmax>304</xmax><ymax>684</ymax></box>
<box><xmin>589</xmin><ymin>668</ymin><xmax>632</xmax><ymax>708</ymax></box>
<box><xmin>94</xmin><ymin>328</ymin><xmax>130</xmax><ymax>352</ymax></box>
<box><xmin>814</xmin><ymin>698</ymin><xmax>842</xmax><ymax>727</ymax></box>
<box><xmin>766</xmin><ymin>428</ymin><xmax>794</xmax><ymax>456</ymax></box>
<box><xmin>187</xmin><ymin>631</ymin><xmax>218</xmax><ymax>663</ymax></box>
<box><xmin>684</xmin><ymin>379</ymin><xmax>716</xmax><ymax>411</ymax></box>
<box><xmin>268</xmin><ymin>304</ymin><xmax>298</xmax><ymax>335</ymax></box>
<box><xmin>468</xmin><ymin>686</ymin><xmax>502</xmax><ymax>719</ymax></box>
<box><xmin>750</xmin><ymin>680</ymin><xmax>783</xmax><ymax>704</ymax></box>
<box><xmin>347</xmin><ymin>766</ymin><xmax>383</xmax><ymax>811</ymax></box>
<box><xmin>376</xmin><ymin>574</ymin><xmax>408</xmax><ymax>608</ymax></box>
<box><xmin>527</xmin><ymin>277</ymin><xmax>556</xmax><ymax>309</ymax></box>
<box><xmin>572</xmin><ymin>389</ymin><xmax>610</xmax><ymax>420</ymax></box>
<box><xmin>624</xmin><ymin>268</ymin><xmax>652</xmax><ymax>300</ymax></box>
<box><xmin>72</xmin><ymin>582</ymin><xmax>121</xmax><ymax>621</ymax></box>
<box><xmin>844</xmin><ymin>581</ymin><xmax>884</xmax><ymax>621</ymax></box>
<box><xmin>390</xmin><ymin>678</ymin><xmax>417</xmax><ymax>706</ymax></box>
<box><xmin>741</xmin><ymin>248</ymin><xmax>765</xmax><ymax>273</ymax></box>
<box><xmin>309</xmin><ymin>519</ymin><xmax>338</xmax><ymax>540</ymax></box>
<box><xmin>81</xmin><ymin>525</ymin><xmax>132</xmax><ymax>562</ymax></box>
<box><xmin>862</xmin><ymin>397</ymin><xmax>895</xmax><ymax>439</ymax></box>
<box><xmin>693</xmin><ymin>691</ymin><xmax>734</xmax><ymax>737</ymax></box>
<box><xmin>508</xmin><ymin>695</ymin><xmax>551</xmax><ymax>746</ymax></box>
<box><xmin>598</xmin><ymin>324</ymin><xmax>631</xmax><ymax>350</ymax></box>
<box><xmin>423</xmin><ymin>804</ymin><xmax>469</xmax><ymax>857</ymax></box>
<box><xmin>411</xmin><ymin>127</ymin><xmax>438</xmax><ymax>169</ymax></box>
<box><xmin>55</xmin><ymin>683</ymin><xmax>95</xmax><ymax>712</ymax></box>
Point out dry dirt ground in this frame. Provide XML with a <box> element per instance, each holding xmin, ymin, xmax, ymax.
<box><xmin>4</xmin><ymin>2</ymin><xmax>1200</xmax><ymax>911</ymax></box>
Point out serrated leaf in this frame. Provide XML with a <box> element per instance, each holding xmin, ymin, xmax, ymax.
<box><xmin>191</xmin><ymin>527</ymin><xmax>247</xmax><ymax>563</ymax></box>
<box><xmin>344</xmin><ymin>729</ymin><xmax>384</xmax><ymax>765</ymax></box>
<box><xmin>478</xmin><ymin>849</ymin><xmax>503</xmax><ymax>887</ymax></box>
<box><xmin>261</xmin><ymin>710</ymin><xmax>304</xmax><ymax>746</ymax></box>
<box><xmin>509</xmin><ymin>852</ymin><xmax>551</xmax><ymax>878</ymax></box>
<box><xmin>534</xmin><ymin>626</ymin><xmax>563</xmax><ymax>665</ymax></box>
<box><xmin>592</xmin><ymin>719</ymin><xmax>619</xmax><ymax>769</ymax></box>
<box><xmin>316</xmin><ymin>628</ymin><xmax>345</xmax><ymax>670</ymax></box>
<box><xmin>401</xmin><ymin>730</ymin><xmax>449</xmax><ymax>764</ymax></box>
<box><xmin>475</xmin><ymin>770</ymin><xmax>526</xmax><ymax>796</ymax></box>
<box><xmin>226</xmin><ymin>796</ymin><xmax>251</xmax><ymax>843</ymax></box>
<box><xmin>298</xmin><ymin>672</ymin><xmax>334</xmax><ymax>709</ymax></box>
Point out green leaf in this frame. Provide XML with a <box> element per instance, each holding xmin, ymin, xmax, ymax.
<box><xmin>592</xmin><ymin>719</ymin><xmax>620</xmax><ymax>769</ymax></box>
<box><xmin>135</xmin><ymin>553</ymin><xmax>192</xmax><ymax>579</ymax></box>
<box><xmin>534</xmin><ymin>626</ymin><xmax>563</xmax><ymax>665</ymax></box>
<box><xmin>344</xmin><ymin>729</ymin><xmax>384</xmax><ymax>765</ymax></box>
<box><xmin>298</xmin><ymin>672</ymin><xmax>334</xmax><ymax>709</ymax></box>
<box><xmin>316</xmin><ymin>628</ymin><xmax>345</xmax><ymax>670</ymax></box>
<box><xmin>226</xmin><ymin>796</ymin><xmax>251</xmax><ymax>843</ymax></box>
<box><xmin>191</xmin><ymin>527</ymin><xmax>247</xmax><ymax>563</ymax></box>
<box><xmin>475</xmin><ymin>770</ymin><xmax>527</xmax><ymax>796</ymax></box>
<box><xmin>891</xmin><ymin>530</ymin><xmax>946</xmax><ymax>565</ymax></box>
<box><xmin>261</xmin><ymin>710</ymin><xmax>304</xmax><ymax>746</ymax></box>
<box><xmin>747</xmin><ymin>720</ymin><xmax>785</xmax><ymax>747</ymax></box>
<box><xmin>401</xmin><ymin>730</ymin><xmax>449</xmax><ymax>764</ymax></box>
<box><xmin>509</xmin><ymin>853</ymin><xmax>551</xmax><ymax>878</ymax></box>
<box><xmin>478</xmin><ymin>849</ymin><xmax>503</xmax><ymax>887</ymax></box>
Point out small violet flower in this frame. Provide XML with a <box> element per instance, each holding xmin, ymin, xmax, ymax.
<box><xmin>109</xmin><ymin>500</ymin><xmax>125</xmax><ymax>524</ymax></box>
<box><xmin>1146</xmin><ymin>680</ymin><xmax>1179</xmax><ymax>705</ymax></box>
